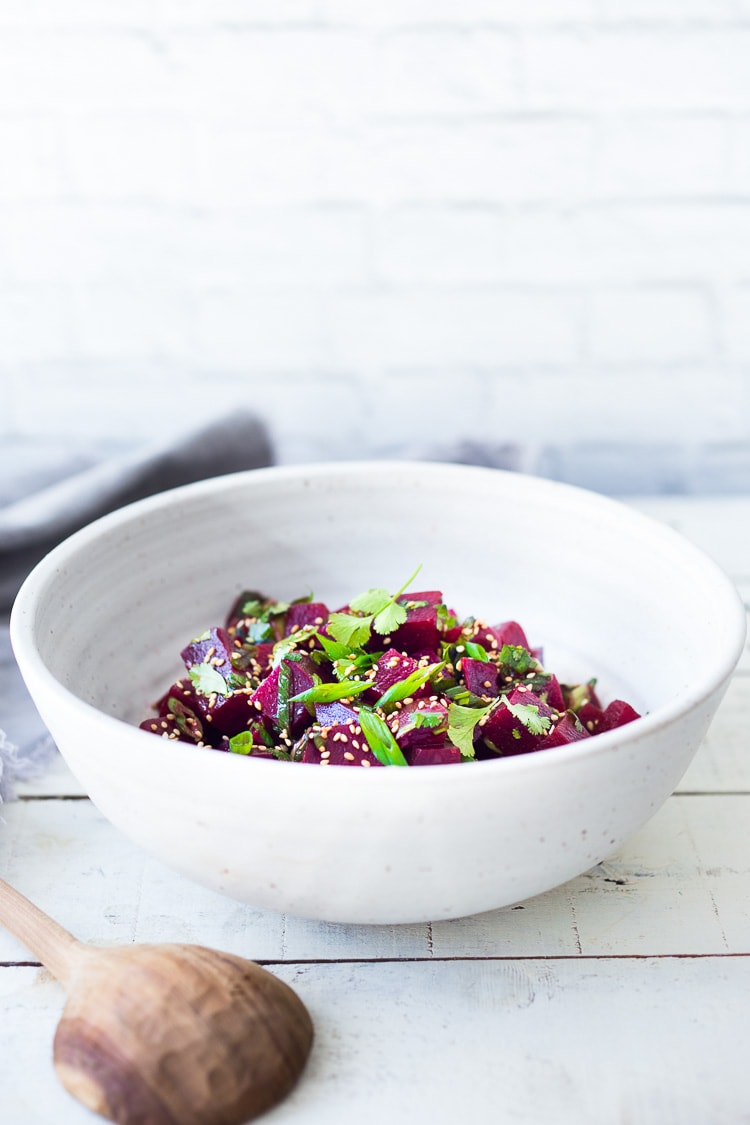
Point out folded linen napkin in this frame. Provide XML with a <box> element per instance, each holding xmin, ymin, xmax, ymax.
<box><xmin>0</xmin><ymin>411</ymin><xmax>274</xmax><ymax>801</ymax></box>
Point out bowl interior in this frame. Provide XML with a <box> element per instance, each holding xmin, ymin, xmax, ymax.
<box><xmin>16</xmin><ymin>461</ymin><xmax>745</xmax><ymax>737</ymax></box>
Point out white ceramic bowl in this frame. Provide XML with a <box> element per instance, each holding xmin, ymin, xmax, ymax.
<box><xmin>10</xmin><ymin>462</ymin><xmax>746</xmax><ymax>924</ymax></box>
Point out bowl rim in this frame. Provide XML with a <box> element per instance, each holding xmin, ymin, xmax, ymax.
<box><xmin>10</xmin><ymin>460</ymin><xmax>748</xmax><ymax>783</ymax></box>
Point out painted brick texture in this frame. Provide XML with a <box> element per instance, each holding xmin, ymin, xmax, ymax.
<box><xmin>0</xmin><ymin>4</ymin><xmax>749</xmax><ymax>488</ymax></box>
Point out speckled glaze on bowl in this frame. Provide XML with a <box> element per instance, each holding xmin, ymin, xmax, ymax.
<box><xmin>10</xmin><ymin>462</ymin><xmax>747</xmax><ymax>924</ymax></box>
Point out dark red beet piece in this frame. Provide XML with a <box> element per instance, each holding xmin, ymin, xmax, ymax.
<box><xmin>300</xmin><ymin>723</ymin><xmax>382</xmax><ymax>767</ymax></box>
<box><xmin>284</xmin><ymin>601</ymin><xmax>329</xmax><ymax>636</ymax></box>
<box><xmin>598</xmin><ymin>699</ymin><xmax>641</xmax><ymax>732</ymax></box>
<box><xmin>543</xmin><ymin>674</ymin><xmax>565</xmax><ymax>712</ymax></box>
<box><xmin>493</xmin><ymin>621</ymin><xmax>531</xmax><ymax>649</ymax></box>
<box><xmin>249</xmin><ymin>658</ymin><xmax>316</xmax><ymax>738</ymax></box>
<box><xmin>390</xmin><ymin>701</ymin><xmax>448</xmax><ymax>751</ymax></box>
<box><xmin>398</xmin><ymin>590</ymin><xmax>443</xmax><ymax>606</ymax></box>
<box><xmin>461</xmin><ymin>657</ymin><xmax>498</xmax><ymax>699</ymax></box>
<box><xmin>139</xmin><ymin>715</ymin><xmax>186</xmax><ymax>742</ymax></box>
<box><xmin>537</xmin><ymin>712</ymin><xmax>591</xmax><ymax>750</ymax></box>
<box><xmin>372</xmin><ymin>649</ymin><xmax>418</xmax><ymax>696</ymax></box>
<box><xmin>578</xmin><ymin>701</ymin><xmax>604</xmax><ymax>733</ymax></box>
<box><xmin>406</xmin><ymin>742</ymin><xmax>461</xmax><ymax>766</ymax></box>
<box><xmin>157</xmin><ymin>676</ymin><xmax>244</xmax><ymax>743</ymax></box>
<box><xmin>479</xmin><ymin>688</ymin><xmax>555</xmax><ymax>757</ymax></box>
<box><xmin>387</xmin><ymin>605</ymin><xmax>439</xmax><ymax>656</ymax></box>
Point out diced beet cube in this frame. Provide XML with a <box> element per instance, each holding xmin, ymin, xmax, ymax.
<box><xmin>372</xmin><ymin>649</ymin><xmax>419</xmax><ymax>696</ymax></box>
<box><xmin>181</xmin><ymin>627</ymin><xmax>236</xmax><ymax>686</ymax></box>
<box><xmin>406</xmin><ymin>742</ymin><xmax>461</xmax><ymax>766</ymax></box>
<box><xmin>398</xmin><ymin>590</ymin><xmax>443</xmax><ymax>606</ymax></box>
<box><xmin>542</xmin><ymin>674</ymin><xmax>565</xmax><ymax>712</ymax></box>
<box><xmin>254</xmin><ymin>642</ymin><xmax>275</xmax><ymax>673</ymax></box>
<box><xmin>578</xmin><ymin>701</ymin><xmax>604</xmax><ymax>733</ymax></box>
<box><xmin>284</xmin><ymin>601</ymin><xmax>329</xmax><ymax>636</ymax></box>
<box><xmin>461</xmin><ymin>657</ymin><xmax>498</xmax><ymax>699</ymax></box>
<box><xmin>479</xmin><ymin>688</ymin><xmax>555</xmax><ymax>757</ymax></box>
<box><xmin>315</xmin><ymin>701</ymin><xmax>360</xmax><ymax>728</ymax></box>
<box><xmin>441</xmin><ymin>615</ymin><xmax>463</xmax><ymax>644</ymax></box>
<box><xmin>139</xmin><ymin>715</ymin><xmax>187</xmax><ymax>742</ymax></box>
<box><xmin>537</xmin><ymin>712</ymin><xmax>591</xmax><ymax>750</ymax></box>
<box><xmin>387</xmin><ymin>605</ymin><xmax>439</xmax><ymax>656</ymax></box>
<box><xmin>493</xmin><ymin>621</ymin><xmax>531</xmax><ymax>649</ymax></box>
<box><xmin>156</xmin><ymin>683</ymin><xmax>204</xmax><ymax>742</ymax></box>
<box><xmin>248</xmin><ymin>658</ymin><xmax>315</xmax><ymax>738</ymax></box>
<box><xmin>157</xmin><ymin>678</ymin><xmax>197</xmax><ymax>716</ymax></box>
<box><xmin>598</xmin><ymin>699</ymin><xmax>641</xmax><ymax>732</ymax></box>
<box><xmin>300</xmin><ymin>724</ymin><xmax>382</xmax><ymax>767</ymax></box>
<box><xmin>203</xmin><ymin>691</ymin><xmax>260</xmax><ymax>738</ymax></box>
<box><xmin>390</xmin><ymin>701</ymin><xmax>448</xmax><ymax>751</ymax></box>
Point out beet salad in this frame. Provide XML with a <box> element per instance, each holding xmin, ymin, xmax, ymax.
<box><xmin>139</xmin><ymin>567</ymin><xmax>640</xmax><ymax>767</ymax></box>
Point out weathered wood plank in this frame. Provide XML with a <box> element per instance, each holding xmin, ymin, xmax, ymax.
<box><xmin>1</xmin><ymin>794</ymin><xmax>748</xmax><ymax>962</ymax></box>
<box><xmin>1</xmin><ymin>957</ymin><xmax>749</xmax><ymax>1125</ymax></box>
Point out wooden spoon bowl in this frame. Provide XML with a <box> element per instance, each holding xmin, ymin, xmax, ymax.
<box><xmin>0</xmin><ymin>879</ymin><xmax>313</xmax><ymax>1124</ymax></box>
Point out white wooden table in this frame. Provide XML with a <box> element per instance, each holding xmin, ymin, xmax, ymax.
<box><xmin>2</xmin><ymin>496</ymin><xmax>749</xmax><ymax>1125</ymax></box>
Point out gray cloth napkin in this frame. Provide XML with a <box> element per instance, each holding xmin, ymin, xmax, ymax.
<box><xmin>0</xmin><ymin>410</ymin><xmax>274</xmax><ymax>801</ymax></box>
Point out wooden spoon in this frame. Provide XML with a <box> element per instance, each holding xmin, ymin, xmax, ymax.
<box><xmin>0</xmin><ymin>878</ymin><xmax>313</xmax><ymax>1125</ymax></box>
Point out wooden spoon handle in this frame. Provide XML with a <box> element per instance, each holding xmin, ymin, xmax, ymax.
<box><xmin>0</xmin><ymin>878</ymin><xmax>84</xmax><ymax>987</ymax></box>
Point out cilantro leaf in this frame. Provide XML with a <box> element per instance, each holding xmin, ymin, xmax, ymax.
<box><xmin>327</xmin><ymin>612</ymin><xmax>373</xmax><ymax>647</ymax></box>
<box><xmin>189</xmin><ymin>663</ymin><xmax>231</xmax><ymax>699</ymax></box>
<box><xmin>358</xmin><ymin>709</ymin><xmax>408</xmax><ymax>766</ymax></box>
<box><xmin>446</xmin><ymin>701</ymin><xmax>492</xmax><ymax>760</ymax></box>
<box><xmin>412</xmin><ymin>710</ymin><xmax>445</xmax><ymax>729</ymax></box>
<box><xmin>372</xmin><ymin>600</ymin><xmax>408</xmax><ymax>636</ymax></box>
<box><xmin>501</xmin><ymin>697</ymin><xmax>552</xmax><ymax>736</ymax></box>
<box><xmin>291</xmin><ymin>680</ymin><xmax>370</xmax><ymax>705</ymax></box>
<box><xmin>349</xmin><ymin>586</ymin><xmax>391</xmax><ymax>615</ymax></box>
<box><xmin>329</xmin><ymin>565</ymin><xmax>423</xmax><ymax>647</ymax></box>
<box><xmin>314</xmin><ymin>633</ymin><xmax>352</xmax><ymax>661</ymax></box>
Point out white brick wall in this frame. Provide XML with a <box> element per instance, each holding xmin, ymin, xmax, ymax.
<box><xmin>1</xmin><ymin>4</ymin><xmax>750</xmax><ymax>489</ymax></box>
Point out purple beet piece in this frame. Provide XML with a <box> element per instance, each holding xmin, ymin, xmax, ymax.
<box><xmin>156</xmin><ymin>676</ymin><xmax>238</xmax><ymax>744</ymax></box>
<box><xmin>139</xmin><ymin>715</ymin><xmax>186</xmax><ymax>742</ymax></box>
<box><xmin>157</xmin><ymin>677</ymin><xmax>198</xmax><ymax>716</ymax></box>
<box><xmin>493</xmin><ymin>620</ymin><xmax>531</xmax><ymax>649</ymax></box>
<box><xmin>372</xmin><ymin>649</ymin><xmax>419</xmax><ymax>696</ymax></box>
<box><xmin>284</xmin><ymin>601</ymin><xmax>329</xmax><ymax>636</ymax></box>
<box><xmin>387</xmin><ymin>604</ymin><xmax>439</xmax><ymax>656</ymax></box>
<box><xmin>181</xmin><ymin>627</ymin><xmax>236</xmax><ymax>686</ymax></box>
<box><xmin>203</xmin><ymin>691</ymin><xmax>261</xmax><ymax>738</ymax></box>
<box><xmin>598</xmin><ymin>699</ymin><xmax>641</xmax><ymax>732</ymax></box>
<box><xmin>537</xmin><ymin>712</ymin><xmax>591</xmax><ymax>750</ymax></box>
<box><xmin>578</xmin><ymin>701</ymin><xmax>604</xmax><ymax>733</ymax></box>
<box><xmin>479</xmin><ymin>688</ymin><xmax>555</xmax><ymax>757</ymax></box>
<box><xmin>398</xmin><ymin>589</ymin><xmax>443</xmax><ymax>606</ymax></box>
<box><xmin>390</xmin><ymin>700</ymin><xmax>448</xmax><ymax>751</ymax></box>
<box><xmin>248</xmin><ymin>658</ymin><xmax>315</xmax><ymax>738</ymax></box>
<box><xmin>543</xmin><ymin>674</ymin><xmax>565</xmax><ymax>712</ymax></box>
<box><xmin>315</xmin><ymin>701</ymin><xmax>360</xmax><ymax>728</ymax></box>
<box><xmin>300</xmin><ymin>724</ymin><xmax>382</xmax><ymax>767</ymax></box>
<box><xmin>406</xmin><ymin>741</ymin><xmax>461</xmax><ymax>766</ymax></box>
<box><xmin>461</xmin><ymin>657</ymin><xmax>498</xmax><ymax>699</ymax></box>
<box><xmin>156</xmin><ymin>683</ymin><xmax>204</xmax><ymax>742</ymax></box>
<box><xmin>440</xmin><ymin>609</ymin><xmax>463</xmax><ymax>644</ymax></box>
